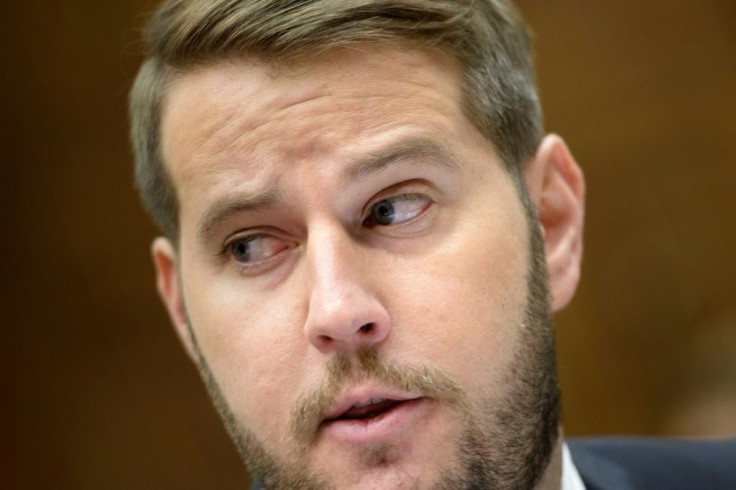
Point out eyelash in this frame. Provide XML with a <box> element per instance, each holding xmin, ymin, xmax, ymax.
<box><xmin>219</xmin><ymin>232</ymin><xmax>286</xmax><ymax>270</ymax></box>
<box><xmin>362</xmin><ymin>192</ymin><xmax>434</xmax><ymax>228</ymax></box>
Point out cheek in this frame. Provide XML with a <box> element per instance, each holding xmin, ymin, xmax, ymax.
<box><xmin>183</xmin><ymin>271</ymin><xmax>309</xmax><ymax>443</ymax></box>
<box><xmin>386</xmin><ymin>201</ymin><xmax>529</xmax><ymax>389</ymax></box>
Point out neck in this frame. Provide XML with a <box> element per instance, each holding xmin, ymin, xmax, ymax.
<box><xmin>534</xmin><ymin>428</ymin><xmax>564</xmax><ymax>490</ymax></box>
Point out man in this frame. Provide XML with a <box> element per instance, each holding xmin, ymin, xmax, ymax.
<box><xmin>129</xmin><ymin>0</ymin><xmax>735</xmax><ymax>488</ymax></box>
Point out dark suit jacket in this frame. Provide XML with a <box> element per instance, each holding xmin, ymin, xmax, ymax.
<box><xmin>250</xmin><ymin>437</ymin><xmax>736</xmax><ymax>489</ymax></box>
<box><xmin>568</xmin><ymin>437</ymin><xmax>736</xmax><ymax>490</ymax></box>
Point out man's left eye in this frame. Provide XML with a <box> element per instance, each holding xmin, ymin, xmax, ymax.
<box><xmin>363</xmin><ymin>194</ymin><xmax>431</xmax><ymax>227</ymax></box>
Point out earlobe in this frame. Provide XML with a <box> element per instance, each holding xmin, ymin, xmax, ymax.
<box><xmin>151</xmin><ymin>237</ymin><xmax>198</xmax><ymax>363</ymax></box>
<box><xmin>524</xmin><ymin>135</ymin><xmax>585</xmax><ymax>311</ymax></box>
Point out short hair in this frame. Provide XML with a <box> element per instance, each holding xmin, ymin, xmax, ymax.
<box><xmin>129</xmin><ymin>0</ymin><xmax>543</xmax><ymax>242</ymax></box>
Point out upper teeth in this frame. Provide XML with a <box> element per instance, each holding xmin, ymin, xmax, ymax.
<box><xmin>352</xmin><ymin>398</ymin><xmax>387</xmax><ymax>409</ymax></box>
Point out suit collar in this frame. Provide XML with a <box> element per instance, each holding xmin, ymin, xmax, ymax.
<box><xmin>568</xmin><ymin>440</ymin><xmax>634</xmax><ymax>490</ymax></box>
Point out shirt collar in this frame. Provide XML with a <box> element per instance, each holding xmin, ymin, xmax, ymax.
<box><xmin>562</xmin><ymin>442</ymin><xmax>587</xmax><ymax>490</ymax></box>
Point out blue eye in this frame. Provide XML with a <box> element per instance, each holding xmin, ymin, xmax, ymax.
<box><xmin>230</xmin><ymin>239</ymin><xmax>252</xmax><ymax>262</ymax></box>
<box><xmin>364</xmin><ymin>194</ymin><xmax>431</xmax><ymax>227</ymax></box>
<box><xmin>371</xmin><ymin>200</ymin><xmax>395</xmax><ymax>225</ymax></box>
<box><xmin>226</xmin><ymin>234</ymin><xmax>295</xmax><ymax>265</ymax></box>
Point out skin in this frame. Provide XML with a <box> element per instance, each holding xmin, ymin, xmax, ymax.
<box><xmin>154</xmin><ymin>48</ymin><xmax>585</xmax><ymax>489</ymax></box>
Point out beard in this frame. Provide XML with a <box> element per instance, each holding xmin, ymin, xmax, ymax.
<box><xmin>185</xmin><ymin>187</ymin><xmax>560</xmax><ymax>489</ymax></box>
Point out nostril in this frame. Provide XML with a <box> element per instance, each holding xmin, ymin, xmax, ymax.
<box><xmin>358</xmin><ymin>323</ymin><xmax>373</xmax><ymax>333</ymax></box>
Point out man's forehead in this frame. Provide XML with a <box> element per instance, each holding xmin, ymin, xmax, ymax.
<box><xmin>162</xmin><ymin>47</ymin><xmax>461</xmax><ymax>124</ymax></box>
<box><xmin>159</xmin><ymin>48</ymin><xmax>465</xmax><ymax>188</ymax></box>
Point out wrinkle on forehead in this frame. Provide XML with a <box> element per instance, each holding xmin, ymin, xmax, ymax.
<box><xmin>160</xmin><ymin>48</ymin><xmax>465</xmax><ymax>198</ymax></box>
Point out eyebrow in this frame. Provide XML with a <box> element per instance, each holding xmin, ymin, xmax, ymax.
<box><xmin>197</xmin><ymin>189</ymin><xmax>280</xmax><ymax>241</ymax></box>
<box><xmin>345</xmin><ymin>137</ymin><xmax>461</xmax><ymax>180</ymax></box>
<box><xmin>196</xmin><ymin>137</ymin><xmax>461</xmax><ymax>242</ymax></box>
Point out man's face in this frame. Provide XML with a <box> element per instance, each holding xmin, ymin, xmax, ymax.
<box><xmin>157</xmin><ymin>48</ymin><xmax>565</xmax><ymax>489</ymax></box>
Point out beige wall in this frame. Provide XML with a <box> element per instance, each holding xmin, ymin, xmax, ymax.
<box><xmin>2</xmin><ymin>1</ymin><xmax>734</xmax><ymax>487</ymax></box>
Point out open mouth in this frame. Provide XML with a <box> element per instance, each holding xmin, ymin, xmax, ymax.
<box><xmin>329</xmin><ymin>398</ymin><xmax>403</xmax><ymax>421</ymax></box>
<box><xmin>319</xmin><ymin>396</ymin><xmax>428</xmax><ymax>443</ymax></box>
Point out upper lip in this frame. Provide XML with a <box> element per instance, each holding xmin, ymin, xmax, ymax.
<box><xmin>323</xmin><ymin>388</ymin><xmax>422</xmax><ymax>421</ymax></box>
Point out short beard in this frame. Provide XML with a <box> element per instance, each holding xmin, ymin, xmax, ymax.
<box><xmin>430</xmin><ymin>200</ymin><xmax>559</xmax><ymax>489</ymax></box>
<box><xmin>185</xmin><ymin>182</ymin><xmax>560</xmax><ymax>489</ymax></box>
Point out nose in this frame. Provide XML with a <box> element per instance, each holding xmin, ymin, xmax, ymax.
<box><xmin>303</xmin><ymin>227</ymin><xmax>391</xmax><ymax>353</ymax></box>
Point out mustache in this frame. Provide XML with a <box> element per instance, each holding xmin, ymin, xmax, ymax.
<box><xmin>289</xmin><ymin>347</ymin><xmax>466</xmax><ymax>447</ymax></box>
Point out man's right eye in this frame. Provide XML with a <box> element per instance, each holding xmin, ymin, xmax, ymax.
<box><xmin>225</xmin><ymin>233</ymin><xmax>295</xmax><ymax>267</ymax></box>
<box><xmin>230</xmin><ymin>238</ymin><xmax>254</xmax><ymax>262</ymax></box>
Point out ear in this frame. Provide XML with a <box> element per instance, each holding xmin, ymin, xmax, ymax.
<box><xmin>524</xmin><ymin>134</ymin><xmax>585</xmax><ymax>311</ymax></box>
<box><xmin>152</xmin><ymin>237</ymin><xmax>199</xmax><ymax>363</ymax></box>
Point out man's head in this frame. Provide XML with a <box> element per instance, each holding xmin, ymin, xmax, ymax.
<box><xmin>130</xmin><ymin>1</ymin><xmax>585</xmax><ymax>489</ymax></box>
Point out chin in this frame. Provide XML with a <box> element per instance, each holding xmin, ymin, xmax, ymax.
<box><xmin>317</xmin><ymin>459</ymin><xmax>442</xmax><ymax>490</ymax></box>
<box><xmin>307</xmin><ymin>428</ymin><xmax>459</xmax><ymax>489</ymax></box>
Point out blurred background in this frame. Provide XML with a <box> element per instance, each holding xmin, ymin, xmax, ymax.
<box><xmin>2</xmin><ymin>0</ymin><xmax>734</xmax><ymax>488</ymax></box>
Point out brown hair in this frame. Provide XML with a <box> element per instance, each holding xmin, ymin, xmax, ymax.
<box><xmin>130</xmin><ymin>0</ymin><xmax>543</xmax><ymax>241</ymax></box>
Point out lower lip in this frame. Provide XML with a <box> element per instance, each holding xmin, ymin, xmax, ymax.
<box><xmin>320</xmin><ymin>398</ymin><xmax>429</xmax><ymax>445</ymax></box>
